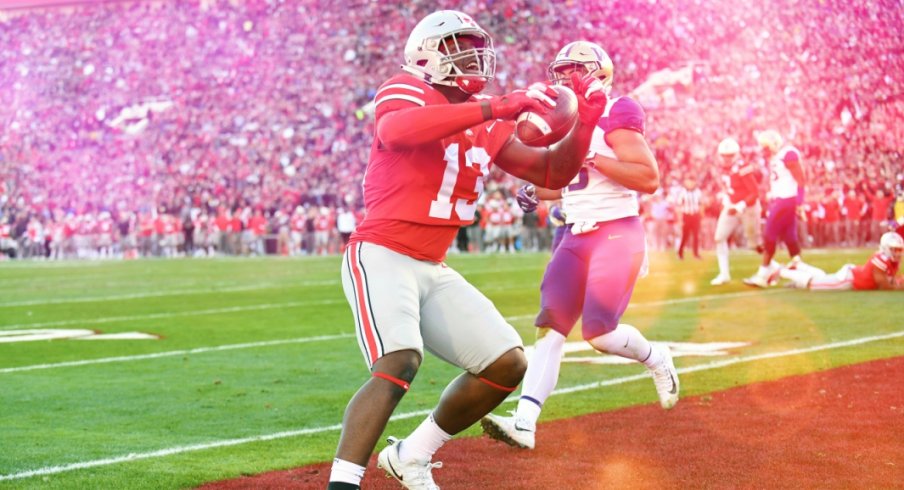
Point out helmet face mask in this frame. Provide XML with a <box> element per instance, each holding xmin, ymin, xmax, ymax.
<box><xmin>547</xmin><ymin>41</ymin><xmax>613</xmax><ymax>95</ymax></box>
<box><xmin>403</xmin><ymin>11</ymin><xmax>495</xmax><ymax>93</ymax></box>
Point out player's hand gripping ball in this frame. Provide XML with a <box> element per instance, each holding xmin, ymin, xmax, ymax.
<box><xmin>515</xmin><ymin>84</ymin><xmax>579</xmax><ymax>147</ymax></box>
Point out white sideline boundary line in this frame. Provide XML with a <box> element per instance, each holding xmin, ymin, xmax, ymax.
<box><xmin>2</xmin><ymin>329</ymin><xmax>902</xmax><ymax>481</ymax></box>
<box><xmin>0</xmin><ymin>334</ymin><xmax>353</xmax><ymax>374</ymax></box>
<box><xmin>0</xmin><ymin>290</ymin><xmax>783</xmax><ymax>371</ymax></box>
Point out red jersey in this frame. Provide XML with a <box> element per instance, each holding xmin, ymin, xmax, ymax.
<box><xmin>852</xmin><ymin>252</ymin><xmax>900</xmax><ymax>290</ymax></box>
<box><xmin>350</xmin><ymin>74</ymin><xmax>514</xmax><ymax>262</ymax></box>
<box><xmin>721</xmin><ymin>159</ymin><xmax>760</xmax><ymax>206</ymax></box>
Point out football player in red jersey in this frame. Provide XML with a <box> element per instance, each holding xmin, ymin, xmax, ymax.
<box><xmin>782</xmin><ymin>232</ymin><xmax>903</xmax><ymax>290</ymax></box>
<box><xmin>710</xmin><ymin>137</ymin><xmax>763</xmax><ymax>285</ymax></box>
<box><xmin>327</xmin><ymin>11</ymin><xmax>606</xmax><ymax>490</ymax></box>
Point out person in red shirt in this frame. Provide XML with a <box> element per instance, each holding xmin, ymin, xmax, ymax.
<box><xmin>327</xmin><ymin>10</ymin><xmax>605</xmax><ymax>490</ymax></box>
<box><xmin>841</xmin><ymin>189</ymin><xmax>865</xmax><ymax>247</ymax></box>
<box><xmin>710</xmin><ymin>137</ymin><xmax>763</xmax><ymax>285</ymax></box>
<box><xmin>822</xmin><ymin>190</ymin><xmax>842</xmax><ymax>246</ymax></box>
<box><xmin>247</xmin><ymin>208</ymin><xmax>268</xmax><ymax>256</ymax></box>
<box><xmin>782</xmin><ymin>232</ymin><xmax>903</xmax><ymax>290</ymax></box>
<box><xmin>870</xmin><ymin>188</ymin><xmax>894</xmax><ymax>244</ymax></box>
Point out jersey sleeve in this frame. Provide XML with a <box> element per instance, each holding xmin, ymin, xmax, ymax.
<box><xmin>373</xmin><ymin>75</ymin><xmax>432</xmax><ymax>119</ymax></box>
<box><xmin>782</xmin><ymin>148</ymin><xmax>800</xmax><ymax>164</ymax></box>
<box><xmin>605</xmin><ymin>97</ymin><xmax>645</xmax><ymax>135</ymax></box>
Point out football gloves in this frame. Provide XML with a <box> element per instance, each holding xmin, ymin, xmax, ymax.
<box><xmin>571</xmin><ymin>72</ymin><xmax>608</xmax><ymax>125</ymax></box>
<box><xmin>488</xmin><ymin>84</ymin><xmax>558</xmax><ymax>120</ymax></box>
<box><xmin>516</xmin><ymin>184</ymin><xmax>539</xmax><ymax>213</ymax></box>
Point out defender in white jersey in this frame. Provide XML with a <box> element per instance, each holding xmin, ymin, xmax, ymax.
<box><xmin>743</xmin><ymin>129</ymin><xmax>816</xmax><ymax>288</ymax></box>
<box><xmin>481</xmin><ymin>41</ymin><xmax>679</xmax><ymax>451</ymax></box>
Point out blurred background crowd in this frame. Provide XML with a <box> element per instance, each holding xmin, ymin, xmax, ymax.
<box><xmin>1</xmin><ymin>0</ymin><xmax>902</xmax><ymax>259</ymax></box>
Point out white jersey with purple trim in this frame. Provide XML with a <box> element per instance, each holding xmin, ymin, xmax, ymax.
<box><xmin>769</xmin><ymin>145</ymin><xmax>801</xmax><ymax>199</ymax></box>
<box><xmin>561</xmin><ymin>96</ymin><xmax>645</xmax><ymax>224</ymax></box>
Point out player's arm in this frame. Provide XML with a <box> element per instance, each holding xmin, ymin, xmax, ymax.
<box><xmin>590</xmin><ymin>129</ymin><xmax>659</xmax><ymax>194</ymax></box>
<box><xmin>784</xmin><ymin>151</ymin><xmax>806</xmax><ymax>187</ymax></box>
<box><xmin>589</xmin><ymin>97</ymin><xmax>658</xmax><ymax>194</ymax></box>
<box><xmin>873</xmin><ymin>268</ymin><xmax>903</xmax><ymax>290</ymax></box>
<box><xmin>495</xmin><ymin>74</ymin><xmax>608</xmax><ymax>189</ymax></box>
<box><xmin>535</xmin><ymin>187</ymin><xmax>562</xmax><ymax>200</ymax></box>
<box><xmin>377</xmin><ymin>86</ymin><xmax>556</xmax><ymax>150</ymax></box>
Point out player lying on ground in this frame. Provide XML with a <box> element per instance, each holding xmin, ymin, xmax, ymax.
<box><xmin>781</xmin><ymin>232</ymin><xmax>903</xmax><ymax>290</ymax></box>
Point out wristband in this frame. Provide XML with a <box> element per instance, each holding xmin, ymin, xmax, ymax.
<box><xmin>480</xmin><ymin>101</ymin><xmax>493</xmax><ymax>121</ymax></box>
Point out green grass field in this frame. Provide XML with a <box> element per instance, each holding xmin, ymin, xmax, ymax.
<box><xmin>1</xmin><ymin>250</ymin><xmax>902</xmax><ymax>489</ymax></box>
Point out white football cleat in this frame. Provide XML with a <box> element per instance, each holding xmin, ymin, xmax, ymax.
<box><xmin>480</xmin><ymin>412</ymin><xmax>536</xmax><ymax>449</ymax></box>
<box><xmin>377</xmin><ymin>437</ymin><xmax>442</xmax><ymax>490</ymax></box>
<box><xmin>650</xmin><ymin>345</ymin><xmax>679</xmax><ymax>409</ymax></box>
<box><xmin>742</xmin><ymin>274</ymin><xmax>769</xmax><ymax>288</ymax></box>
<box><xmin>710</xmin><ymin>274</ymin><xmax>731</xmax><ymax>286</ymax></box>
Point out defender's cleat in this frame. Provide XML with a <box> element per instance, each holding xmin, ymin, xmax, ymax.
<box><xmin>377</xmin><ymin>437</ymin><xmax>442</xmax><ymax>490</ymax></box>
<box><xmin>480</xmin><ymin>412</ymin><xmax>536</xmax><ymax>449</ymax></box>
<box><xmin>710</xmin><ymin>274</ymin><xmax>731</xmax><ymax>286</ymax></box>
<box><xmin>650</xmin><ymin>345</ymin><xmax>679</xmax><ymax>409</ymax></box>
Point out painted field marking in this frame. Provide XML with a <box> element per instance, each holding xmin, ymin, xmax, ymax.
<box><xmin>0</xmin><ymin>281</ymin><xmax>339</xmax><ymax>308</ymax></box>
<box><xmin>0</xmin><ymin>289</ymin><xmax>781</xmax><ymax>370</ymax></box>
<box><xmin>0</xmin><ymin>300</ymin><xmax>345</xmax><ymax>331</ymax></box>
<box><xmin>0</xmin><ymin>334</ymin><xmax>352</xmax><ymax>374</ymax></box>
<box><xmin>1</xmin><ymin>329</ymin><xmax>902</xmax><ymax>481</ymax></box>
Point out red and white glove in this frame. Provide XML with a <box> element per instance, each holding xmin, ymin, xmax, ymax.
<box><xmin>571</xmin><ymin>72</ymin><xmax>608</xmax><ymax>125</ymax></box>
<box><xmin>486</xmin><ymin>84</ymin><xmax>558</xmax><ymax>120</ymax></box>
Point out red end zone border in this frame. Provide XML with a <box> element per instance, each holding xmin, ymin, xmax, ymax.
<box><xmin>201</xmin><ymin>356</ymin><xmax>904</xmax><ymax>489</ymax></box>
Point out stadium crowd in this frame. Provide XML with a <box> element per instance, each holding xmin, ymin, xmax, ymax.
<box><xmin>1</xmin><ymin>0</ymin><xmax>902</xmax><ymax>259</ymax></box>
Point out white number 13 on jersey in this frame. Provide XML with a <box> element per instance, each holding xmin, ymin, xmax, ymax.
<box><xmin>429</xmin><ymin>143</ymin><xmax>490</xmax><ymax>221</ymax></box>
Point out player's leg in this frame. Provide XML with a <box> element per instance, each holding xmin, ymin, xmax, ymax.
<box><xmin>808</xmin><ymin>265</ymin><xmax>854</xmax><ymax>290</ymax></box>
<box><xmin>386</xmin><ymin>264</ymin><xmax>524</xmax><ymax>473</ymax></box>
<box><xmin>582</xmin><ymin>217</ymin><xmax>679</xmax><ymax>409</ymax></box>
<box><xmin>481</xmin><ymin>229</ymin><xmax>586</xmax><ymax>448</ymax></box>
<box><xmin>329</xmin><ymin>243</ymin><xmax>426</xmax><ymax>489</ymax></box>
<box><xmin>745</xmin><ymin>199</ymin><xmax>790</xmax><ymax>287</ymax></box>
<box><xmin>712</xmin><ymin>209</ymin><xmax>738</xmax><ymax>284</ymax></box>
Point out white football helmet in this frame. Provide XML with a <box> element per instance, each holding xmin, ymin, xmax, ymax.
<box><xmin>717</xmin><ymin>137</ymin><xmax>740</xmax><ymax>156</ymax></box>
<box><xmin>547</xmin><ymin>41</ymin><xmax>614</xmax><ymax>95</ymax></box>
<box><xmin>402</xmin><ymin>10</ymin><xmax>495</xmax><ymax>94</ymax></box>
<box><xmin>879</xmin><ymin>231</ymin><xmax>903</xmax><ymax>261</ymax></box>
<box><xmin>756</xmin><ymin>129</ymin><xmax>784</xmax><ymax>153</ymax></box>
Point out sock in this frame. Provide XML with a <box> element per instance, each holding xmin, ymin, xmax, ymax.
<box><xmin>516</xmin><ymin>397</ymin><xmax>542</xmax><ymax>428</ymax></box>
<box><xmin>328</xmin><ymin>458</ymin><xmax>365</xmax><ymax>487</ymax></box>
<box><xmin>517</xmin><ymin>329</ymin><xmax>566</xmax><ymax>425</ymax></box>
<box><xmin>398</xmin><ymin>413</ymin><xmax>451</xmax><ymax>463</ymax></box>
<box><xmin>588</xmin><ymin>324</ymin><xmax>660</xmax><ymax>369</ymax></box>
<box><xmin>715</xmin><ymin>241</ymin><xmax>730</xmax><ymax>277</ymax></box>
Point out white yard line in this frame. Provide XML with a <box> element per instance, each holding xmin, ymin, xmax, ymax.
<box><xmin>0</xmin><ymin>334</ymin><xmax>352</xmax><ymax>374</ymax></box>
<box><xmin>0</xmin><ymin>281</ymin><xmax>339</xmax><ymax>308</ymax></box>
<box><xmin>2</xmin><ymin>329</ymin><xmax>902</xmax><ymax>481</ymax></box>
<box><xmin>0</xmin><ymin>299</ymin><xmax>344</xmax><ymax>331</ymax></box>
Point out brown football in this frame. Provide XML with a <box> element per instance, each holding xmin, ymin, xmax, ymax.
<box><xmin>515</xmin><ymin>85</ymin><xmax>579</xmax><ymax>147</ymax></box>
